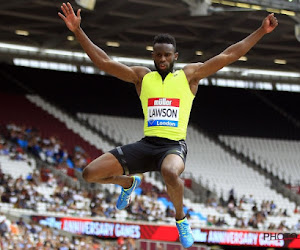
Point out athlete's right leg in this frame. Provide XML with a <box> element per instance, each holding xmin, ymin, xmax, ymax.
<box><xmin>83</xmin><ymin>152</ymin><xmax>142</xmax><ymax>210</ymax></box>
<box><xmin>82</xmin><ymin>152</ymin><xmax>133</xmax><ymax>189</ymax></box>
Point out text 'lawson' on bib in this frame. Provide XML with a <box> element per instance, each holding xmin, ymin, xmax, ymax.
<box><xmin>147</xmin><ymin>98</ymin><xmax>180</xmax><ymax>127</ymax></box>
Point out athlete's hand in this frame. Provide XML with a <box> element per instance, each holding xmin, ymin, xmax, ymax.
<box><xmin>58</xmin><ymin>2</ymin><xmax>81</xmax><ymax>33</ymax></box>
<box><xmin>261</xmin><ymin>13</ymin><xmax>278</xmax><ymax>34</ymax></box>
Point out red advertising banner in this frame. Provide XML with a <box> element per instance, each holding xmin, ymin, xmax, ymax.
<box><xmin>31</xmin><ymin>216</ymin><xmax>300</xmax><ymax>248</ymax></box>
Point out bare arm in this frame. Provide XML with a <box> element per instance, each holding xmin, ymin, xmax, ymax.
<box><xmin>184</xmin><ymin>13</ymin><xmax>278</xmax><ymax>89</ymax></box>
<box><xmin>58</xmin><ymin>2</ymin><xmax>150</xmax><ymax>84</ymax></box>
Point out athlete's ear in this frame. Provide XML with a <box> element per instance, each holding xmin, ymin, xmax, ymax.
<box><xmin>174</xmin><ymin>52</ymin><xmax>179</xmax><ymax>60</ymax></box>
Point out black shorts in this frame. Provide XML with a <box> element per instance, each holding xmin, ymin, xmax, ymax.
<box><xmin>109</xmin><ymin>136</ymin><xmax>187</xmax><ymax>175</ymax></box>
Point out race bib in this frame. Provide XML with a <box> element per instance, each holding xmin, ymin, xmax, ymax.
<box><xmin>147</xmin><ymin>98</ymin><xmax>180</xmax><ymax>127</ymax></box>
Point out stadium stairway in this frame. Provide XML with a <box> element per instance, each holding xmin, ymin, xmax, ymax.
<box><xmin>213</xmin><ymin>89</ymin><xmax>300</xmax><ymax>206</ymax></box>
<box><xmin>219</xmin><ymin>135</ymin><xmax>300</xmax><ymax>185</ymax></box>
<box><xmin>218</xmin><ymin>134</ymin><xmax>300</xmax><ymax>205</ymax></box>
<box><xmin>203</xmin><ymin>129</ymin><xmax>300</xmax><ymax>206</ymax></box>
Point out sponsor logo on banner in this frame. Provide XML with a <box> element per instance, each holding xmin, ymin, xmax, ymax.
<box><xmin>31</xmin><ymin>216</ymin><xmax>300</xmax><ymax>248</ymax></box>
<box><xmin>147</xmin><ymin>98</ymin><xmax>180</xmax><ymax>127</ymax></box>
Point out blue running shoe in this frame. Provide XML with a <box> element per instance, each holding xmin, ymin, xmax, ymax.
<box><xmin>176</xmin><ymin>217</ymin><xmax>194</xmax><ymax>248</ymax></box>
<box><xmin>116</xmin><ymin>176</ymin><xmax>141</xmax><ymax>210</ymax></box>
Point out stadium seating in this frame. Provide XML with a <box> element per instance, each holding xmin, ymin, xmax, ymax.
<box><xmin>76</xmin><ymin>113</ymin><xmax>300</xmax><ymax>230</ymax></box>
<box><xmin>1</xmin><ymin>63</ymin><xmax>300</xmax><ymax>234</ymax></box>
<box><xmin>219</xmin><ymin>135</ymin><xmax>300</xmax><ymax>185</ymax></box>
<box><xmin>0</xmin><ymin>92</ymin><xmax>101</xmax><ymax>160</ymax></box>
<box><xmin>0</xmin><ymin>155</ymin><xmax>34</xmax><ymax>179</ymax></box>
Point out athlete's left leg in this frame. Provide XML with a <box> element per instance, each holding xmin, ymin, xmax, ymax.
<box><xmin>161</xmin><ymin>154</ymin><xmax>194</xmax><ymax>248</ymax></box>
<box><xmin>160</xmin><ymin>154</ymin><xmax>185</xmax><ymax>220</ymax></box>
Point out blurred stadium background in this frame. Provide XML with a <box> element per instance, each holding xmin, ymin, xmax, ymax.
<box><xmin>0</xmin><ymin>0</ymin><xmax>300</xmax><ymax>249</ymax></box>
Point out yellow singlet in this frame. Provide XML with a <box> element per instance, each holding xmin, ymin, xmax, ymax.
<box><xmin>140</xmin><ymin>69</ymin><xmax>195</xmax><ymax>141</ymax></box>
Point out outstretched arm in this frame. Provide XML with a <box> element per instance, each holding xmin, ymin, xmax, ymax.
<box><xmin>58</xmin><ymin>2</ymin><xmax>149</xmax><ymax>84</ymax></box>
<box><xmin>184</xmin><ymin>13</ymin><xmax>278</xmax><ymax>88</ymax></box>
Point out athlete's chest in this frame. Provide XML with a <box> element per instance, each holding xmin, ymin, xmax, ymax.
<box><xmin>143</xmin><ymin>72</ymin><xmax>184</xmax><ymax>97</ymax></box>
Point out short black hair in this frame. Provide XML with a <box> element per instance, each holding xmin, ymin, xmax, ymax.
<box><xmin>153</xmin><ymin>33</ymin><xmax>176</xmax><ymax>51</ymax></box>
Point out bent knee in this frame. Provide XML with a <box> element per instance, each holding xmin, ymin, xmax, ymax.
<box><xmin>82</xmin><ymin>166</ymin><xmax>94</xmax><ymax>183</ymax></box>
<box><xmin>161</xmin><ymin>167</ymin><xmax>180</xmax><ymax>184</ymax></box>
<box><xmin>82</xmin><ymin>165</ymin><xmax>108</xmax><ymax>183</ymax></box>
<box><xmin>82</xmin><ymin>153</ymin><xmax>123</xmax><ymax>183</ymax></box>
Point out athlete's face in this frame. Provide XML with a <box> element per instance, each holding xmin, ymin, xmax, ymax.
<box><xmin>152</xmin><ymin>43</ymin><xmax>178</xmax><ymax>75</ymax></box>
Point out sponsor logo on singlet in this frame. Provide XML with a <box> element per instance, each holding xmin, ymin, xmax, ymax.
<box><xmin>147</xmin><ymin>98</ymin><xmax>180</xmax><ymax>127</ymax></box>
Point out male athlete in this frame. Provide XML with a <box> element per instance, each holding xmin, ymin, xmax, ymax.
<box><xmin>59</xmin><ymin>3</ymin><xmax>278</xmax><ymax>248</ymax></box>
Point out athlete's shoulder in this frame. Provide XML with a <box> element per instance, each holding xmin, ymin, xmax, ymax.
<box><xmin>131</xmin><ymin>66</ymin><xmax>151</xmax><ymax>76</ymax></box>
<box><xmin>182</xmin><ymin>62</ymin><xmax>204</xmax><ymax>82</ymax></box>
<box><xmin>142</xmin><ymin>70</ymin><xmax>160</xmax><ymax>79</ymax></box>
<box><xmin>173</xmin><ymin>69</ymin><xmax>184</xmax><ymax>76</ymax></box>
<box><xmin>130</xmin><ymin>66</ymin><xmax>151</xmax><ymax>85</ymax></box>
<box><xmin>131</xmin><ymin>66</ymin><xmax>150</xmax><ymax>71</ymax></box>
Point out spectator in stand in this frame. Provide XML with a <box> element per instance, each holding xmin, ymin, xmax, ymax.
<box><xmin>278</xmin><ymin>220</ymin><xmax>289</xmax><ymax>231</ymax></box>
<box><xmin>215</xmin><ymin>217</ymin><xmax>228</xmax><ymax>227</ymax></box>
<box><xmin>237</xmin><ymin>197</ymin><xmax>246</xmax><ymax>211</ymax></box>
<box><xmin>117</xmin><ymin>236</ymin><xmax>125</xmax><ymax>248</ymax></box>
<box><xmin>282</xmin><ymin>209</ymin><xmax>288</xmax><ymax>217</ymax></box>
<box><xmin>228</xmin><ymin>188</ymin><xmax>235</xmax><ymax>205</ymax></box>
<box><xmin>0</xmin><ymin>137</ymin><xmax>10</xmax><ymax>156</ymax></box>
<box><xmin>227</xmin><ymin>200</ymin><xmax>236</xmax><ymax>217</ymax></box>
<box><xmin>268</xmin><ymin>223</ymin><xmax>276</xmax><ymax>230</ymax></box>
<box><xmin>0</xmin><ymin>215</ymin><xmax>8</xmax><ymax>236</ymax></box>
<box><xmin>126</xmin><ymin>237</ymin><xmax>137</xmax><ymax>250</ymax></box>
<box><xmin>235</xmin><ymin>218</ymin><xmax>246</xmax><ymax>228</ymax></box>
<box><xmin>165</xmin><ymin>205</ymin><xmax>175</xmax><ymax>218</ymax></box>
<box><xmin>261</xmin><ymin>200</ymin><xmax>269</xmax><ymax>217</ymax></box>
<box><xmin>252</xmin><ymin>203</ymin><xmax>258</xmax><ymax>213</ymax></box>
<box><xmin>276</xmin><ymin>208</ymin><xmax>284</xmax><ymax>216</ymax></box>
<box><xmin>206</xmin><ymin>215</ymin><xmax>216</xmax><ymax>227</ymax></box>
<box><xmin>294</xmin><ymin>220</ymin><xmax>300</xmax><ymax>231</ymax></box>
<box><xmin>9</xmin><ymin>220</ymin><xmax>19</xmax><ymax>235</ymax></box>
<box><xmin>218</xmin><ymin>195</ymin><xmax>226</xmax><ymax>207</ymax></box>
<box><xmin>270</xmin><ymin>200</ymin><xmax>276</xmax><ymax>214</ymax></box>
<box><xmin>16</xmin><ymin>217</ymin><xmax>26</xmax><ymax>227</ymax></box>
<box><xmin>247</xmin><ymin>194</ymin><xmax>255</xmax><ymax>205</ymax></box>
<box><xmin>5</xmin><ymin>123</ymin><xmax>91</xmax><ymax>173</ymax></box>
